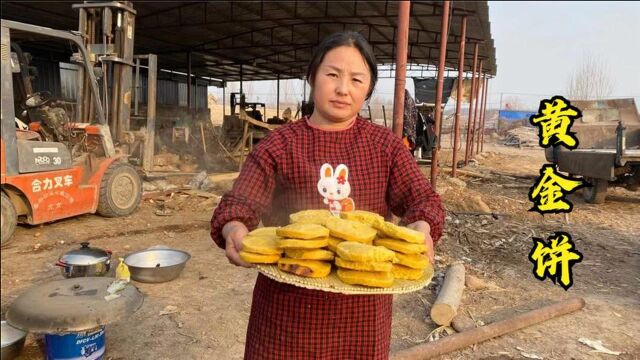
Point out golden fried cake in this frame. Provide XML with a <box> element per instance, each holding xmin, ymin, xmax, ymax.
<box><xmin>335</xmin><ymin>257</ymin><xmax>393</xmax><ymax>272</ymax></box>
<box><xmin>242</xmin><ymin>235</ymin><xmax>282</xmax><ymax>255</ymax></box>
<box><xmin>278</xmin><ymin>238</ymin><xmax>329</xmax><ymax>249</ymax></box>
<box><xmin>289</xmin><ymin>209</ymin><xmax>334</xmax><ymax>225</ymax></box>
<box><xmin>391</xmin><ymin>264</ymin><xmax>425</xmax><ymax>280</ymax></box>
<box><xmin>395</xmin><ymin>253</ymin><xmax>430</xmax><ymax>269</ymax></box>
<box><xmin>336</xmin><ymin>242</ymin><xmax>396</xmax><ymax>263</ymax></box>
<box><xmin>326</xmin><ymin>237</ymin><xmax>344</xmax><ymax>252</ymax></box>
<box><xmin>374</xmin><ymin>238</ymin><xmax>426</xmax><ymax>254</ymax></box>
<box><xmin>336</xmin><ymin>268</ymin><xmax>394</xmax><ymax>288</ymax></box>
<box><xmin>248</xmin><ymin>227</ymin><xmax>279</xmax><ymax>237</ymax></box>
<box><xmin>276</xmin><ymin>223</ymin><xmax>329</xmax><ymax>239</ymax></box>
<box><xmin>277</xmin><ymin>258</ymin><xmax>331</xmax><ymax>278</ymax></box>
<box><xmin>285</xmin><ymin>248</ymin><xmax>334</xmax><ymax>261</ymax></box>
<box><xmin>340</xmin><ymin>210</ymin><xmax>384</xmax><ymax>227</ymax></box>
<box><xmin>325</xmin><ymin>217</ymin><xmax>377</xmax><ymax>243</ymax></box>
<box><xmin>239</xmin><ymin>250</ymin><xmax>281</xmax><ymax>264</ymax></box>
<box><xmin>374</xmin><ymin>221</ymin><xmax>425</xmax><ymax>244</ymax></box>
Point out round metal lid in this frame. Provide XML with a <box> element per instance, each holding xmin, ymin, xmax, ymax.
<box><xmin>59</xmin><ymin>242</ymin><xmax>110</xmax><ymax>266</ymax></box>
<box><xmin>6</xmin><ymin>277</ymin><xmax>143</xmax><ymax>333</ymax></box>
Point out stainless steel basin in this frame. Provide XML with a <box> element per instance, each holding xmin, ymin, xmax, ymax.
<box><xmin>124</xmin><ymin>248</ymin><xmax>191</xmax><ymax>283</ymax></box>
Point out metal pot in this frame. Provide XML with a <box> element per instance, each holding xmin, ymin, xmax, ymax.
<box><xmin>56</xmin><ymin>242</ymin><xmax>112</xmax><ymax>278</ymax></box>
<box><xmin>1</xmin><ymin>321</ymin><xmax>26</xmax><ymax>360</ymax></box>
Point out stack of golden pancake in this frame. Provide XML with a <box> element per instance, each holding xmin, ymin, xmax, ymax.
<box><xmin>238</xmin><ymin>227</ymin><xmax>283</xmax><ymax>264</ymax></box>
<box><xmin>275</xmin><ymin>222</ymin><xmax>332</xmax><ymax>278</ymax></box>
<box><xmin>239</xmin><ymin>209</ymin><xmax>432</xmax><ymax>288</ymax></box>
<box><xmin>334</xmin><ymin>242</ymin><xmax>397</xmax><ymax>288</ymax></box>
<box><xmin>373</xmin><ymin>221</ymin><xmax>431</xmax><ymax>280</ymax></box>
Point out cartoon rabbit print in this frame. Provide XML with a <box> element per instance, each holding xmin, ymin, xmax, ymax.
<box><xmin>317</xmin><ymin>163</ymin><xmax>355</xmax><ymax>216</ymax></box>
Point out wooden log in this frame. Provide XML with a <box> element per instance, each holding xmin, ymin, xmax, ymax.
<box><xmin>451</xmin><ymin>314</ymin><xmax>476</xmax><ymax>332</ymax></box>
<box><xmin>391</xmin><ymin>297</ymin><xmax>585</xmax><ymax>360</ymax></box>
<box><xmin>430</xmin><ymin>263</ymin><xmax>465</xmax><ymax>326</ymax></box>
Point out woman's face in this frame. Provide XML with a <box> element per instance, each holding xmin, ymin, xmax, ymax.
<box><xmin>311</xmin><ymin>46</ymin><xmax>372</xmax><ymax>123</ymax></box>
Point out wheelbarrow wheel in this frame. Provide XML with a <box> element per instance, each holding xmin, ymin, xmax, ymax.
<box><xmin>1</xmin><ymin>191</ymin><xmax>17</xmax><ymax>246</ymax></box>
<box><xmin>97</xmin><ymin>162</ymin><xmax>142</xmax><ymax>217</ymax></box>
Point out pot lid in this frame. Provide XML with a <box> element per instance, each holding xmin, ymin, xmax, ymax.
<box><xmin>6</xmin><ymin>277</ymin><xmax>143</xmax><ymax>333</ymax></box>
<box><xmin>59</xmin><ymin>242</ymin><xmax>110</xmax><ymax>266</ymax></box>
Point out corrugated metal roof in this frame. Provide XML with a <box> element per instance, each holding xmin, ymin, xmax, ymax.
<box><xmin>0</xmin><ymin>1</ymin><xmax>496</xmax><ymax>81</ymax></box>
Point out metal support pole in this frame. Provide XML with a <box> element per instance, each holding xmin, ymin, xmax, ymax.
<box><xmin>430</xmin><ymin>0</ymin><xmax>450</xmax><ymax>189</ymax></box>
<box><xmin>142</xmin><ymin>54</ymin><xmax>157</xmax><ymax>172</ymax></box>
<box><xmin>276</xmin><ymin>74</ymin><xmax>280</xmax><ymax>118</ymax></box>
<box><xmin>476</xmin><ymin>73</ymin><xmax>486</xmax><ymax>154</ymax></box>
<box><xmin>134</xmin><ymin>58</ymin><xmax>140</xmax><ymax>116</ymax></box>
<box><xmin>392</xmin><ymin>0</ymin><xmax>411</xmax><ymax>138</ymax></box>
<box><xmin>187</xmin><ymin>50</ymin><xmax>192</xmax><ymax>111</ymax></box>
<box><xmin>470</xmin><ymin>61</ymin><xmax>483</xmax><ymax>158</ymax></box>
<box><xmin>382</xmin><ymin>105</ymin><xmax>388</xmax><ymax>128</ymax></box>
<box><xmin>464</xmin><ymin>43</ymin><xmax>479</xmax><ymax>165</ymax></box>
<box><xmin>480</xmin><ymin>78</ymin><xmax>489</xmax><ymax>153</ymax></box>
<box><xmin>303</xmin><ymin>77</ymin><xmax>307</xmax><ymax>101</ymax></box>
<box><xmin>451</xmin><ymin>16</ymin><xmax>467</xmax><ymax>178</ymax></box>
<box><xmin>239</xmin><ymin>64</ymin><xmax>243</xmax><ymax>94</ymax></box>
<box><xmin>222</xmin><ymin>84</ymin><xmax>226</xmax><ymax>117</ymax></box>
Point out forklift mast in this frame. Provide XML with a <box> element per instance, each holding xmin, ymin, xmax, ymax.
<box><xmin>1</xmin><ymin>19</ymin><xmax>110</xmax><ymax>176</ymax></box>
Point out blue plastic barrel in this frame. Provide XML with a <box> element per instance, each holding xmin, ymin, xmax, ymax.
<box><xmin>44</xmin><ymin>326</ymin><xmax>105</xmax><ymax>360</ymax></box>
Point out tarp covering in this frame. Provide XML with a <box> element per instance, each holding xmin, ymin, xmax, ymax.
<box><xmin>413</xmin><ymin>78</ymin><xmax>457</xmax><ymax>105</ymax></box>
<box><xmin>498</xmin><ymin>110</ymin><xmax>537</xmax><ymax>122</ymax></box>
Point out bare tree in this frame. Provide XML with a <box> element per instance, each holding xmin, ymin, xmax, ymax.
<box><xmin>566</xmin><ymin>54</ymin><xmax>615</xmax><ymax>100</ymax></box>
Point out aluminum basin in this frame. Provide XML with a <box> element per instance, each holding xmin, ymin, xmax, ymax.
<box><xmin>124</xmin><ymin>249</ymin><xmax>191</xmax><ymax>283</ymax></box>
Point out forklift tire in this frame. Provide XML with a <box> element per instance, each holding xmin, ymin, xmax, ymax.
<box><xmin>1</xmin><ymin>192</ymin><xmax>18</xmax><ymax>247</ymax></box>
<box><xmin>583</xmin><ymin>177</ymin><xmax>608</xmax><ymax>204</ymax></box>
<box><xmin>97</xmin><ymin>162</ymin><xmax>142</xmax><ymax>217</ymax></box>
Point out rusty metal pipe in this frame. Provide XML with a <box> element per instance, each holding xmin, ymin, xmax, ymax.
<box><xmin>430</xmin><ymin>0</ymin><xmax>450</xmax><ymax>189</ymax></box>
<box><xmin>391</xmin><ymin>297</ymin><xmax>585</xmax><ymax>360</ymax></box>
<box><xmin>470</xmin><ymin>60</ymin><xmax>483</xmax><ymax>159</ymax></box>
<box><xmin>477</xmin><ymin>74</ymin><xmax>487</xmax><ymax>154</ymax></box>
<box><xmin>464</xmin><ymin>43</ymin><xmax>479</xmax><ymax>165</ymax></box>
<box><xmin>392</xmin><ymin>0</ymin><xmax>411</xmax><ymax>138</ymax></box>
<box><xmin>451</xmin><ymin>16</ymin><xmax>467</xmax><ymax>177</ymax></box>
<box><xmin>480</xmin><ymin>78</ymin><xmax>489</xmax><ymax>152</ymax></box>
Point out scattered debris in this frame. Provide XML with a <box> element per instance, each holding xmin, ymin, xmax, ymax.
<box><xmin>465</xmin><ymin>274</ymin><xmax>490</xmax><ymax>290</ymax></box>
<box><xmin>160</xmin><ymin>305</ymin><xmax>179</xmax><ymax>316</ymax></box>
<box><xmin>516</xmin><ymin>347</ymin><xmax>544</xmax><ymax>359</ymax></box>
<box><xmin>503</xmin><ymin>127</ymin><xmax>539</xmax><ymax>148</ymax></box>
<box><xmin>447</xmin><ymin>177</ymin><xmax>467</xmax><ymax>189</ymax></box>
<box><xmin>460</xmin><ymin>195</ymin><xmax>491</xmax><ymax>213</ymax></box>
<box><xmin>187</xmin><ymin>171</ymin><xmax>211</xmax><ymax>190</ymax></box>
<box><xmin>578</xmin><ymin>338</ymin><xmax>621</xmax><ymax>356</ymax></box>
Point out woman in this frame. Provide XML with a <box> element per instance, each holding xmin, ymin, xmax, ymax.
<box><xmin>211</xmin><ymin>31</ymin><xmax>445</xmax><ymax>359</ymax></box>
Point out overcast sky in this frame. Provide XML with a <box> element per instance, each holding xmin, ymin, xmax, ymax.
<box><xmin>212</xmin><ymin>1</ymin><xmax>640</xmax><ymax>112</ymax></box>
<box><xmin>487</xmin><ymin>1</ymin><xmax>640</xmax><ymax>109</ymax></box>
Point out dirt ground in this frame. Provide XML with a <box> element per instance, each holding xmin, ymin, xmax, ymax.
<box><xmin>1</xmin><ymin>140</ymin><xmax>638</xmax><ymax>360</ymax></box>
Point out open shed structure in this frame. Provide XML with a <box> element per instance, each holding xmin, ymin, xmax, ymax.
<box><xmin>1</xmin><ymin>1</ymin><xmax>496</xmax><ymax>182</ymax></box>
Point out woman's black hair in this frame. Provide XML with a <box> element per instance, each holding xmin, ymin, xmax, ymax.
<box><xmin>306</xmin><ymin>31</ymin><xmax>378</xmax><ymax>101</ymax></box>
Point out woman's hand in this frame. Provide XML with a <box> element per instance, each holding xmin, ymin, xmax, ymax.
<box><xmin>407</xmin><ymin>220</ymin><xmax>434</xmax><ymax>264</ymax></box>
<box><xmin>222</xmin><ymin>221</ymin><xmax>254</xmax><ymax>268</ymax></box>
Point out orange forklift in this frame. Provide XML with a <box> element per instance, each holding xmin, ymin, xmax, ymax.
<box><xmin>1</xmin><ymin>19</ymin><xmax>142</xmax><ymax>245</ymax></box>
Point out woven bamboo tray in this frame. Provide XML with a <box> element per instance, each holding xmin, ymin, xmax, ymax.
<box><xmin>256</xmin><ymin>264</ymin><xmax>434</xmax><ymax>295</ymax></box>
